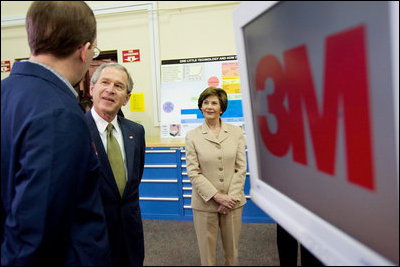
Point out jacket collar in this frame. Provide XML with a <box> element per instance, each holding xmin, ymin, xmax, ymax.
<box><xmin>11</xmin><ymin>61</ymin><xmax>78</xmax><ymax>100</ymax></box>
<box><xmin>201</xmin><ymin>119</ymin><xmax>229</xmax><ymax>144</ymax></box>
<box><xmin>27</xmin><ymin>60</ymin><xmax>78</xmax><ymax>98</ymax></box>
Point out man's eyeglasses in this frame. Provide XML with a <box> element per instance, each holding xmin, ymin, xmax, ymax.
<box><xmin>93</xmin><ymin>47</ymin><xmax>101</xmax><ymax>59</ymax></box>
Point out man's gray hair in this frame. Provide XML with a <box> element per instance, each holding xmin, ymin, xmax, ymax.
<box><xmin>90</xmin><ymin>62</ymin><xmax>134</xmax><ymax>93</ymax></box>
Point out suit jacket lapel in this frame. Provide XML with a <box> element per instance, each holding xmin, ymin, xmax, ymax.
<box><xmin>86</xmin><ymin>112</ymin><xmax>120</xmax><ymax>195</ymax></box>
<box><xmin>201</xmin><ymin>120</ymin><xmax>230</xmax><ymax>144</ymax></box>
<box><xmin>218</xmin><ymin>121</ymin><xmax>230</xmax><ymax>143</ymax></box>
<box><xmin>120</xmin><ymin>117</ymin><xmax>135</xmax><ymax>182</ymax></box>
<box><xmin>201</xmin><ymin>122</ymin><xmax>219</xmax><ymax>144</ymax></box>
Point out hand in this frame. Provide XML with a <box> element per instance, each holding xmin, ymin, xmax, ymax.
<box><xmin>218</xmin><ymin>205</ymin><xmax>230</xmax><ymax>215</ymax></box>
<box><xmin>213</xmin><ymin>193</ymin><xmax>238</xmax><ymax>209</ymax></box>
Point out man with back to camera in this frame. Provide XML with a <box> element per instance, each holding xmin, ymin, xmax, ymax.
<box><xmin>1</xmin><ymin>2</ymin><xmax>111</xmax><ymax>266</ymax></box>
<box><xmin>85</xmin><ymin>62</ymin><xmax>146</xmax><ymax>266</ymax></box>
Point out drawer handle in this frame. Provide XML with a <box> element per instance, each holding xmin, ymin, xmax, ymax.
<box><xmin>144</xmin><ymin>164</ymin><xmax>177</xmax><ymax>168</ymax></box>
<box><xmin>182</xmin><ymin>194</ymin><xmax>251</xmax><ymax>199</ymax></box>
<box><xmin>141</xmin><ymin>179</ymin><xmax>178</xmax><ymax>183</ymax></box>
<box><xmin>146</xmin><ymin>150</ymin><xmax>176</xmax><ymax>153</ymax></box>
<box><xmin>139</xmin><ymin>197</ymin><xmax>179</xmax><ymax>201</ymax></box>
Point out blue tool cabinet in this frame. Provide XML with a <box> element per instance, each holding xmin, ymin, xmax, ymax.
<box><xmin>140</xmin><ymin>145</ymin><xmax>274</xmax><ymax>223</ymax></box>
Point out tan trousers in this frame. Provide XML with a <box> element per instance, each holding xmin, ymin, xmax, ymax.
<box><xmin>193</xmin><ymin>207</ymin><xmax>243</xmax><ymax>266</ymax></box>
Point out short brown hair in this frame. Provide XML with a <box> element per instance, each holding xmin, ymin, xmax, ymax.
<box><xmin>26</xmin><ymin>1</ymin><xmax>96</xmax><ymax>58</ymax></box>
<box><xmin>198</xmin><ymin>87</ymin><xmax>228</xmax><ymax>115</ymax></box>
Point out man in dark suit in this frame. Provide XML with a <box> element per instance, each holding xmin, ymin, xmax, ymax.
<box><xmin>1</xmin><ymin>2</ymin><xmax>110</xmax><ymax>266</ymax></box>
<box><xmin>85</xmin><ymin>62</ymin><xmax>146</xmax><ymax>266</ymax></box>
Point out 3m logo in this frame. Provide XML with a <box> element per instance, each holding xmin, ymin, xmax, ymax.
<box><xmin>255</xmin><ymin>25</ymin><xmax>374</xmax><ymax>190</ymax></box>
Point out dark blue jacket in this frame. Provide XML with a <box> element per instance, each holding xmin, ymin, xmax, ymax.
<box><xmin>1</xmin><ymin>61</ymin><xmax>111</xmax><ymax>266</ymax></box>
<box><xmin>85</xmin><ymin>111</ymin><xmax>145</xmax><ymax>266</ymax></box>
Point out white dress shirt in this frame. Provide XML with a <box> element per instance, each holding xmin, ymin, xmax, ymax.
<box><xmin>91</xmin><ymin>108</ymin><xmax>128</xmax><ymax>181</ymax></box>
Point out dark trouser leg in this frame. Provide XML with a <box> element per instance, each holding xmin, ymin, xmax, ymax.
<box><xmin>276</xmin><ymin>224</ymin><xmax>298</xmax><ymax>266</ymax></box>
<box><xmin>300</xmin><ymin>245</ymin><xmax>324</xmax><ymax>266</ymax></box>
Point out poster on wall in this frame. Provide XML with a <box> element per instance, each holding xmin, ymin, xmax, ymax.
<box><xmin>160</xmin><ymin>55</ymin><xmax>244</xmax><ymax>139</ymax></box>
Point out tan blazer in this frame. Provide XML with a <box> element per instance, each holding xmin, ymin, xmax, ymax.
<box><xmin>185</xmin><ymin>121</ymin><xmax>247</xmax><ymax>212</ymax></box>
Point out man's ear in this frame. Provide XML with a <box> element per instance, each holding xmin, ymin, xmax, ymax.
<box><xmin>123</xmin><ymin>93</ymin><xmax>131</xmax><ymax>106</ymax></box>
<box><xmin>89</xmin><ymin>83</ymin><xmax>95</xmax><ymax>97</ymax></box>
<box><xmin>79</xmin><ymin>42</ymin><xmax>91</xmax><ymax>62</ymax></box>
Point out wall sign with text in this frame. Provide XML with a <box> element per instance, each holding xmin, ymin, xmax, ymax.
<box><xmin>1</xmin><ymin>61</ymin><xmax>11</xmax><ymax>73</ymax></box>
<box><xmin>122</xmin><ymin>49</ymin><xmax>140</xmax><ymax>63</ymax></box>
<box><xmin>160</xmin><ymin>55</ymin><xmax>244</xmax><ymax>138</ymax></box>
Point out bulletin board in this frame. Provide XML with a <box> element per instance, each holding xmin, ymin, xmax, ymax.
<box><xmin>160</xmin><ymin>55</ymin><xmax>244</xmax><ymax>138</ymax></box>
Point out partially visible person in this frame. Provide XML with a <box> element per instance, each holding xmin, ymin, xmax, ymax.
<box><xmin>277</xmin><ymin>224</ymin><xmax>324</xmax><ymax>266</ymax></box>
<box><xmin>185</xmin><ymin>87</ymin><xmax>247</xmax><ymax>266</ymax></box>
<box><xmin>85</xmin><ymin>63</ymin><xmax>145</xmax><ymax>266</ymax></box>
<box><xmin>1</xmin><ymin>1</ymin><xmax>110</xmax><ymax>265</ymax></box>
<box><xmin>76</xmin><ymin>71</ymin><xmax>93</xmax><ymax>112</ymax></box>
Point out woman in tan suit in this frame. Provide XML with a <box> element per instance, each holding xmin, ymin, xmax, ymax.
<box><xmin>185</xmin><ymin>87</ymin><xmax>247</xmax><ymax>266</ymax></box>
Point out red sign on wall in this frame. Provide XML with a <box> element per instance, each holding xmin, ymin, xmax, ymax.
<box><xmin>1</xmin><ymin>61</ymin><xmax>11</xmax><ymax>73</ymax></box>
<box><xmin>122</xmin><ymin>49</ymin><xmax>140</xmax><ymax>63</ymax></box>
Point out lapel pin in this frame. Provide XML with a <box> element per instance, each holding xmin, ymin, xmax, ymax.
<box><xmin>129</xmin><ymin>136</ymin><xmax>133</xmax><ymax>139</ymax></box>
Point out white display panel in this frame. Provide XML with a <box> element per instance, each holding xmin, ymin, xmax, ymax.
<box><xmin>234</xmin><ymin>1</ymin><xmax>399</xmax><ymax>265</ymax></box>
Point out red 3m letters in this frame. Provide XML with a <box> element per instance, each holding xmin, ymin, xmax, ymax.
<box><xmin>255</xmin><ymin>25</ymin><xmax>374</xmax><ymax>190</ymax></box>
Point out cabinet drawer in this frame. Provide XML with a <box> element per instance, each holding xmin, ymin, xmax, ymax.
<box><xmin>142</xmin><ymin>166</ymin><xmax>178</xmax><ymax>179</ymax></box>
<box><xmin>183</xmin><ymin>206</ymin><xmax>193</xmax><ymax>216</ymax></box>
<box><xmin>140</xmin><ymin>180</ymin><xmax>179</xmax><ymax>197</ymax></box>
<box><xmin>243</xmin><ymin>199</ymin><xmax>270</xmax><ymax>218</ymax></box>
<box><xmin>183</xmin><ymin>194</ymin><xmax>192</xmax><ymax>206</ymax></box>
<box><xmin>145</xmin><ymin>149</ymin><xmax>177</xmax><ymax>164</ymax></box>
<box><xmin>140</xmin><ymin>199</ymin><xmax>180</xmax><ymax>216</ymax></box>
<box><xmin>244</xmin><ymin>176</ymin><xmax>250</xmax><ymax>195</ymax></box>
